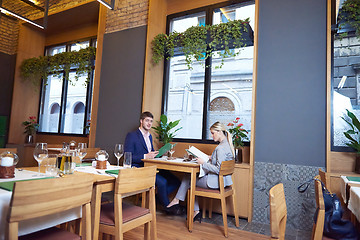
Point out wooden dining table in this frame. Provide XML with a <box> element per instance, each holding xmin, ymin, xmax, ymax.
<box><xmin>142</xmin><ymin>158</ymin><xmax>200</xmax><ymax>232</ymax></box>
<box><xmin>0</xmin><ymin>167</ymin><xmax>87</xmax><ymax>240</ymax></box>
<box><xmin>2</xmin><ymin>166</ymin><xmax>117</xmax><ymax>240</ymax></box>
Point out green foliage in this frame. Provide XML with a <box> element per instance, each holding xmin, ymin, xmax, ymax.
<box><xmin>151</xmin><ymin>18</ymin><xmax>250</xmax><ymax>69</ymax></box>
<box><xmin>338</xmin><ymin>0</ymin><xmax>360</xmax><ymax>39</ymax></box>
<box><xmin>227</xmin><ymin>117</ymin><xmax>249</xmax><ymax>148</ymax></box>
<box><xmin>22</xmin><ymin>116</ymin><xmax>39</xmax><ymax>135</ymax></box>
<box><xmin>152</xmin><ymin>114</ymin><xmax>182</xmax><ymax>145</ymax></box>
<box><xmin>20</xmin><ymin>47</ymin><xmax>96</xmax><ymax>87</ymax></box>
<box><xmin>342</xmin><ymin>109</ymin><xmax>360</xmax><ymax>152</ymax></box>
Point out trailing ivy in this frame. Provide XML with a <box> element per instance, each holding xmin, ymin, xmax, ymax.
<box><xmin>20</xmin><ymin>47</ymin><xmax>96</xmax><ymax>87</ymax></box>
<box><xmin>338</xmin><ymin>0</ymin><xmax>360</xmax><ymax>39</ymax></box>
<box><xmin>151</xmin><ymin>18</ymin><xmax>251</xmax><ymax>69</ymax></box>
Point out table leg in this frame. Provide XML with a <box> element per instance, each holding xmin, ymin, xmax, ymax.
<box><xmin>91</xmin><ymin>184</ymin><xmax>102</xmax><ymax>240</ymax></box>
<box><xmin>188</xmin><ymin>168</ymin><xmax>196</xmax><ymax>232</ymax></box>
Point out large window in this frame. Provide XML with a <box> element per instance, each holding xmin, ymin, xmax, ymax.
<box><xmin>163</xmin><ymin>1</ymin><xmax>255</xmax><ymax>141</ymax></box>
<box><xmin>38</xmin><ymin>39</ymin><xmax>96</xmax><ymax>135</ymax></box>
<box><xmin>331</xmin><ymin>0</ymin><xmax>360</xmax><ymax>151</ymax></box>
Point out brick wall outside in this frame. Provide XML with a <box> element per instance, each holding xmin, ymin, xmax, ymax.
<box><xmin>105</xmin><ymin>0</ymin><xmax>149</xmax><ymax>34</ymax></box>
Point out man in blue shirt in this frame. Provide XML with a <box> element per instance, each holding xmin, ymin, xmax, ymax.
<box><xmin>124</xmin><ymin>111</ymin><xmax>180</xmax><ymax>210</ymax></box>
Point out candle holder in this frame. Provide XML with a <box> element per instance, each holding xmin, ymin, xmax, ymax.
<box><xmin>0</xmin><ymin>165</ymin><xmax>15</xmax><ymax>178</ymax></box>
<box><xmin>95</xmin><ymin>150</ymin><xmax>109</xmax><ymax>170</ymax></box>
<box><xmin>0</xmin><ymin>151</ymin><xmax>19</xmax><ymax>179</ymax></box>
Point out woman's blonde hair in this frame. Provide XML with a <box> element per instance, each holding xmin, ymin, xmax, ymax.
<box><xmin>210</xmin><ymin>121</ymin><xmax>235</xmax><ymax>157</ymax></box>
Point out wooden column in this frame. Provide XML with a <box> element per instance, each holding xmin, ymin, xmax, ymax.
<box><xmin>8</xmin><ymin>25</ymin><xmax>45</xmax><ymax>144</ymax></box>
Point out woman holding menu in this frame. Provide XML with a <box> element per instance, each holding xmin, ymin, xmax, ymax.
<box><xmin>165</xmin><ymin>121</ymin><xmax>235</xmax><ymax>221</ymax></box>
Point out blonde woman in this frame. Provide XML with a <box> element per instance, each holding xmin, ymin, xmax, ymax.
<box><xmin>166</xmin><ymin>121</ymin><xmax>235</xmax><ymax>221</ymax></box>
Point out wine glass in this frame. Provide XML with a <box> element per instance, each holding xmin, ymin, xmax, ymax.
<box><xmin>33</xmin><ymin>143</ymin><xmax>48</xmax><ymax>173</ymax></box>
<box><xmin>114</xmin><ymin>144</ymin><xmax>124</xmax><ymax>166</ymax></box>
<box><xmin>169</xmin><ymin>144</ymin><xmax>175</xmax><ymax>159</ymax></box>
<box><xmin>77</xmin><ymin>143</ymin><xmax>87</xmax><ymax>165</ymax></box>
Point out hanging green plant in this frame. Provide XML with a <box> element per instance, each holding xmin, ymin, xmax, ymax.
<box><xmin>20</xmin><ymin>46</ymin><xmax>96</xmax><ymax>87</ymax></box>
<box><xmin>338</xmin><ymin>0</ymin><xmax>360</xmax><ymax>39</ymax></box>
<box><xmin>151</xmin><ymin>18</ymin><xmax>252</xmax><ymax>69</ymax></box>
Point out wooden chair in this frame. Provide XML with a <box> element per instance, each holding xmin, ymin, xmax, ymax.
<box><xmin>99</xmin><ymin>166</ymin><xmax>157</xmax><ymax>240</ymax></box>
<box><xmin>191</xmin><ymin>160</ymin><xmax>239</xmax><ymax>237</ymax></box>
<box><xmin>7</xmin><ymin>175</ymin><xmax>93</xmax><ymax>240</ymax></box>
<box><xmin>269</xmin><ymin>183</ymin><xmax>287</xmax><ymax>240</ymax></box>
<box><xmin>318</xmin><ymin>168</ymin><xmax>328</xmax><ymax>189</ymax></box>
<box><xmin>312</xmin><ymin>178</ymin><xmax>326</xmax><ymax>240</ymax></box>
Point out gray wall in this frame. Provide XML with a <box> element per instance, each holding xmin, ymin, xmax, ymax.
<box><xmin>95</xmin><ymin>26</ymin><xmax>147</xmax><ymax>162</ymax></box>
<box><xmin>255</xmin><ymin>0</ymin><xmax>327</xmax><ymax>167</ymax></box>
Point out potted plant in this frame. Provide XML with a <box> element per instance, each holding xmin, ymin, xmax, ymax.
<box><xmin>342</xmin><ymin>109</ymin><xmax>360</xmax><ymax>173</ymax></box>
<box><xmin>22</xmin><ymin>116</ymin><xmax>39</xmax><ymax>144</ymax></box>
<box><xmin>337</xmin><ymin>0</ymin><xmax>360</xmax><ymax>39</ymax></box>
<box><xmin>227</xmin><ymin>117</ymin><xmax>249</xmax><ymax>163</ymax></box>
<box><xmin>152</xmin><ymin>114</ymin><xmax>182</xmax><ymax>145</ymax></box>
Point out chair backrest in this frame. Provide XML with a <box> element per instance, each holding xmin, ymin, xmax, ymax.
<box><xmin>269</xmin><ymin>183</ymin><xmax>287</xmax><ymax>240</ymax></box>
<box><xmin>0</xmin><ymin>148</ymin><xmax>17</xmax><ymax>154</ymax></box>
<box><xmin>85</xmin><ymin>148</ymin><xmax>101</xmax><ymax>159</ymax></box>
<box><xmin>219</xmin><ymin>160</ymin><xmax>235</xmax><ymax>176</ymax></box>
<box><xmin>8</xmin><ymin>175</ymin><xmax>93</xmax><ymax>223</ymax></box>
<box><xmin>312</xmin><ymin>179</ymin><xmax>325</xmax><ymax>240</ymax></box>
<box><xmin>115</xmin><ymin>166</ymin><xmax>157</xmax><ymax>195</ymax></box>
<box><xmin>318</xmin><ymin>169</ymin><xmax>327</xmax><ymax>188</ymax></box>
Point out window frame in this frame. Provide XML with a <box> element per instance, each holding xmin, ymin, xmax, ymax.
<box><xmin>161</xmin><ymin>0</ymin><xmax>254</xmax><ymax>145</ymax></box>
<box><xmin>37</xmin><ymin>37</ymin><xmax>96</xmax><ymax>136</ymax></box>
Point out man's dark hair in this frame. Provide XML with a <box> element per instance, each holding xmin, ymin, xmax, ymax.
<box><xmin>140</xmin><ymin>111</ymin><xmax>153</xmax><ymax>120</ymax></box>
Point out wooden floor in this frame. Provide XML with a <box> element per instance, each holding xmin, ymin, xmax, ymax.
<box><xmin>122</xmin><ymin>214</ymin><xmax>269</xmax><ymax>240</ymax></box>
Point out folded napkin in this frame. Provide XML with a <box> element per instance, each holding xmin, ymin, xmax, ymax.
<box><xmin>105</xmin><ymin>169</ymin><xmax>119</xmax><ymax>175</ymax></box>
<box><xmin>76</xmin><ymin>162</ymin><xmax>93</xmax><ymax>167</ymax></box>
<box><xmin>0</xmin><ymin>177</ymin><xmax>55</xmax><ymax>192</ymax></box>
<box><xmin>347</xmin><ymin>176</ymin><xmax>360</xmax><ymax>182</ymax></box>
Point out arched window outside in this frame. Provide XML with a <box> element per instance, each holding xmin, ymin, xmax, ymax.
<box><xmin>209</xmin><ymin>97</ymin><xmax>235</xmax><ymax>112</ymax></box>
<box><xmin>74</xmin><ymin>102</ymin><xmax>85</xmax><ymax>114</ymax></box>
<box><xmin>50</xmin><ymin>103</ymin><xmax>60</xmax><ymax>114</ymax></box>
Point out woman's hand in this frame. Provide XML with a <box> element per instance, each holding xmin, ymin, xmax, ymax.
<box><xmin>196</xmin><ymin>157</ymin><xmax>206</xmax><ymax>164</ymax></box>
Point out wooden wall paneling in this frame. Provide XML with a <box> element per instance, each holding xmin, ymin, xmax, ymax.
<box><xmin>142</xmin><ymin>0</ymin><xmax>167</xmax><ymax>129</ymax></box>
<box><xmin>45</xmin><ymin>23</ymin><xmax>98</xmax><ymax>46</ymax></box>
<box><xmin>36</xmin><ymin>134</ymin><xmax>88</xmax><ymax>145</ymax></box>
<box><xmin>8</xmin><ymin>25</ymin><xmax>45</xmax><ymax>144</ymax></box>
<box><xmin>166</xmin><ymin>0</ymin><xmax>227</xmax><ymax>15</ymax></box>
<box><xmin>89</xmin><ymin>5</ymin><xmax>107</xmax><ymax>148</ymax></box>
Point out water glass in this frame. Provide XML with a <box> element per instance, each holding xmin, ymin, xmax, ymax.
<box><xmin>45</xmin><ymin>154</ymin><xmax>58</xmax><ymax>177</ymax></box>
<box><xmin>64</xmin><ymin>162</ymin><xmax>76</xmax><ymax>174</ymax></box>
<box><xmin>123</xmin><ymin>152</ymin><xmax>132</xmax><ymax>168</ymax></box>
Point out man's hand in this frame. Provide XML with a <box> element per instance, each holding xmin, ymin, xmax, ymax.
<box><xmin>145</xmin><ymin>151</ymin><xmax>159</xmax><ymax>159</ymax></box>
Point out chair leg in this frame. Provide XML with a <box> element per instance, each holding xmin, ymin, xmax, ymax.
<box><xmin>231</xmin><ymin>193</ymin><xmax>239</xmax><ymax>227</ymax></box>
<box><xmin>209</xmin><ymin>199</ymin><xmax>213</xmax><ymax>219</ymax></box>
<box><xmin>220</xmin><ymin>196</ymin><xmax>228</xmax><ymax>237</ymax></box>
<box><xmin>144</xmin><ymin>222</ymin><xmax>150</xmax><ymax>240</ymax></box>
<box><xmin>202</xmin><ymin>197</ymin><xmax>206</xmax><ymax>218</ymax></box>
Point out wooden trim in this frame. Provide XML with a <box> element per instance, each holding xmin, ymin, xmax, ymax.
<box><xmin>89</xmin><ymin>5</ymin><xmax>107</xmax><ymax>148</ymax></box>
<box><xmin>246</xmin><ymin>0</ymin><xmax>259</xmax><ymax>222</ymax></box>
<box><xmin>326</xmin><ymin>0</ymin><xmax>332</xmax><ymax>172</ymax></box>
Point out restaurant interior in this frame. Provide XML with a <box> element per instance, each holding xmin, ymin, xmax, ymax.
<box><xmin>0</xmin><ymin>0</ymin><xmax>360</xmax><ymax>239</ymax></box>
